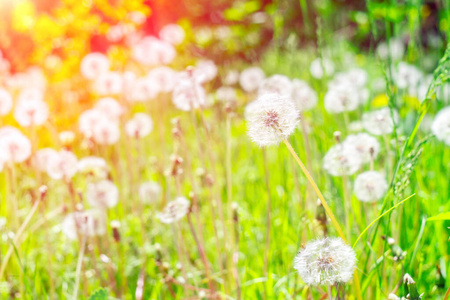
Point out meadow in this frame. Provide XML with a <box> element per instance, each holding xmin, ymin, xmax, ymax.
<box><xmin>0</xmin><ymin>0</ymin><xmax>450</xmax><ymax>299</ymax></box>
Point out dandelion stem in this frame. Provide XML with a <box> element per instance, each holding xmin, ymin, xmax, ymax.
<box><xmin>283</xmin><ymin>139</ymin><xmax>346</xmax><ymax>241</ymax></box>
<box><xmin>187</xmin><ymin>213</ymin><xmax>213</xmax><ymax>291</ymax></box>
<box><xmin>73</xmin><ymin>235</ymin><xmax>87</xmax><ymax>300</ymax></box>
<box><xmin>327</xmin><ymin>284</ymin><xmax>333</xmax><ymax>300</ymax></box>
<box><xmin>262</xmin><ymin>148</ymin><xmax>272</xmax><ymax>299</ymax></box>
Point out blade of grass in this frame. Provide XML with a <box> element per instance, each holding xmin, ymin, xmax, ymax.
<box><xmin>353</xmin><ymin>194</ymin><xmax>415</xmax><ymax>248</ymax></box>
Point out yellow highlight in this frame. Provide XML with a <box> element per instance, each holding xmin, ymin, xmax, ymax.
<box><xmin>404</xmin><ymin>95</ymin><xmax>421</xmax><ymax>110</ymax></box>
<box><xmin>12</xmin><ymin>0</ymin><xmax>35</xmax><ymax>32</ymax></box>
<box><xmin>372</xmin><ymin>94</ymin><xmax>389</xmax><ymax>107</ymax></box>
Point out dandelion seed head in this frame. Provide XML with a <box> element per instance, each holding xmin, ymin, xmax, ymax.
<box><xmin>128</xmin><ymin>77</ymin><xmax>159</xmax><ymax>102</ymax></box>
<box><xmin>258</xmin><ymin>74</ymin><xmax>293</xmax><ymax>97</ymax></box>
<box><xmin>323</xmin><ymin>143</ymin><xmax>362</xmax><ymax>176</ymax></box>
<box><xmin>86</xmin><ymin>180</ymin><xmax>119</xmax><ymax>209</ymax></box>
<box><xmin>159</xmin><ymin>24</ymin><xmax>185</xmax><ymax>45</ymax></box>
<box><xmin>77</xmin><ymin>156</ymin><xmax>108</xmax><ymax>178</ymax></box>
<box><xmin>223</xmin><ymin>69</ymin><xmax>240</xmax><ymax>85</ymax></box>
<box><xmin>125</xmin><ymin>113</ymin><xmax>153</xmax><ymax>138</ymax></box>
<box><xmin>344</xmin><ymin>133</ymin><xmax>380</xmax><ymax>163</ymax></box>
<box><xmin>246</xmin><ymin>93</ymin><xmax>299</xmax><ymax>147</ymax></box>
<box><xmin>0</xmin><ymin>128</ymin><xmax>31</xmax><ymax>163</ymax></box>
<box><xmin>132</xmin><ymin>37</ymin><xmax>176</xmax><ymax>66</ymax></box>
<box><xmin>362</xmin><ymin>108</ymin><xmax>398</xmax><ymax>135</ymax></box>
<box><xmin>431</xmin><ymin>106</ymin><xmax>450</xmax><ymax>145</ymax></box>
<box><xmin>193</xmin><ymin>60</ymin><xmax>218</xmax><ymax>83</ymax></box>
<box><xmin>158</xmin><ymin>196</ymin><xmax>190</xmax><ymax>224</ymax></box>
<box><xmin>172</xmin><ymin>77</ymin><xmax>206</xmax><ymax>111</ymax></box>
<box><xmin>94</xmin><ymin>71</ymin><xmax>124</xmax><ymax>95</ymax></box>
<box><xmin>46</xmin><ymin>150</ymin><xmax>78</xmax><ymax>180</ymax></box>
<box><xmin>376</xmin><ymin>38</ymin><xmax>405</xmax><ymax>61</ymax></box>
<box><xmin>139</xmin><ymin>181</ymin><xmax>162</xmax><ymax>204</ymax></box>
<box><xmin>62</xmin><ymin>209</ymin><xmax>107</xmax><ymax>240</ymax></box>
<box><xmin>95</xmin><ymin>97</ymin><xmax>124</xmax><ymax>120</ymax></box>
<box><xmin>324</xmin><ymin>86</ymin><xmax>360</xmax><ymax>114</ymax></box>
<box><xmin>291</xmin><ymin>79</ymin><xmax>317</xmax><ymax>111</ymax></box>
<box><xmin>310</xmin><ymin>58</ymin><xmax>335</xmax><ymax>79</ymax></box>
<box><xmin>79</xmin><ymin>109</ymin><xmax>107</xmax><ymax>139</ymax></box>
<box><xmin>147</xmin><ymin>66</ymin><xmax>177</xmax><ymax>93</ymax></box>
<box><xmin>293</xmin><ymin>237</ymin><xmax>356</xmax><ymax>286</ymax></box>
<box><xmin>354</xmin><ymin>171</ymin><xmax>388</xmax><ymax>202</ymax></box>
<box><xmin>80</xmin><ymin>53</ymin><xmax>110</xmax><ymax>80</ymax></box>
<box><xmin>92</xmin><ymin>119</ymin><xmax>120</xmax><ymax>145</ymax></box>
<box><xmin>14</xmin><ymin>99</ymin><xmax>49</xmax><ymax>127</ymax></box>
<box><xmin>33</xmin><ymin>148</ymin><xmax>58</xmax><ymax>172</ymax></box>
<box><xmin>239</xmin><ymin>67</ymin><xmax>265</xmax><ymax>93</ymax></box>
<box><xmin>394</xmin><ymin>62</ymin><xmax>423</xmax><ymax>89</ymax></box>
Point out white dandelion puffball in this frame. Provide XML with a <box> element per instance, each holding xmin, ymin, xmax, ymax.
<box><xmin>324</xmin><ymin>87</ymin><xmax>360</xmax><ymax>114</ymax></box>
<box><xmin>94</xmin><ymin>71</ymin><xmax>123</xmax><ymax>95</ymax></box>
<box><xmin>94</xmin><ymin>97</ymin><xmax>124</xmax><ymax>120</ymax></box>
<box><xmin>128</xmin><ymin>77</ymin><xmax>159</xmax><ymax>102</ymax></box>
<box><xmin>394</xmin><ymin>62</ymin><xmax>423</xmax><ymax>89</ymax></box>
<box><xmin>86</xmin><ymin>180</ymin><xmax>119</xmax><ymax>209</ymax></box>
<box><xmin>62</xmin><ymin>209</ymin><xmax>107</xmax><ymax>240</ymax></box>
<box><xmin>80</xmin><ymin>53</ymin><xmax>110</xmax><ymax>80</ymax></box>
<box><xmin>46</xmin><ymin>150</ymin><xmax>78</xmax><ymax>180</ymax></box>
<box><xmin>376</xmin><ymin>38</ymin><xmax>405</xmax><ymax>61</ymax></box>
<box><xmin>0</xmin><ymin>88</ymin><xmax>13</xmax><ymax>116</ymax></box>
<box><xmin>193</xmin><ymin>60</ymin><xmax>218</xmax><ymax>83</ymax></box>
<box><xmin>0</xmin><ymin>128</ymin><xmax>31</xmax><ymax>163</ymax></box>
<box><xmin>346</xmin><ymin>68</ymin><xmax>368</xmax><ymax>88</ymax></box>
<box><xmin>92</xmin><ymin>119</ymin><xmax>120</xmax><ymax>145</ymax></box>
<box><xmin>172</xmin><ymin>78</ymin><xmax>206</xmax><ymax>111</ymax></box>
<box><xmin>216</xmin><ymin>86</ymin><xmax>237</xmax><ymax>102</ymax></box>
<box><xmin>159</xmin><ymin>24</ymin><xmax>185</xmax><ymax>45</ymax></box>
<box><xmin>294</xmin><ymin>237</ymin><xmax>356</xmax><ymax>286</ymax></box>
<box><xmin>291</xmin><ymin>79</ymin><xmax>318</xmax><ymax>111</ymax></box>
<box><xmin>323</xmin><ymin>143</ymin><xmax>362</xmax><ymax>176</ymax></box>
<box><xmin>14</xmin><ymin>99</ymin><xmax>49</xmax><ymax>127</ymax></box>
<box><xmin>354</xmin><ymin>171</ymin><xmax>388</xmax><ymax>203</ymax></box>
<box><xmin>125</xmin><ymin>113</ymin><xmax>153</xmax><ymax>138</ymax></box>
<box><xmin>33</xmin><ymin>148</ymin><xmax>58</xmax><ymax>172</ymax></box>
<box><xmin>158</xmin><ymin>196</ymin><xmax>190</xmax><ymax>224</ymax></box>
<box><xmin>258</xmin><ymin>74</ymin><xmax>293</xmax><ymax>97</ymax></box>
<box><xmin>247</xmin><ymin>93</ymin><xmax>299</xmax><ymax>147</ymax></box>
<box><xmin>139</xmin><ymin>181</ymin><xmax>162</xmax><ymax>204</ymax></box>
<box><xmin>147</xmin><ymin>66</ymin><xmax>177</xmax><ymax>93</ymax></box>
<box><xmin>106</xmin><ymin>24</ymin><xmax>129</xmax><ymax>42</ymax></box>
<box><xmin>223</xmin><ymin>69</ymin><xmax>240</xmax><ymax>85</ymax></box>
<box><xmin>79</xmin><ymin>109</ymin><xmax>108</xmax><ymax>138</ymax></box>
<box><xmin>344</xmin><ymin>133</ymin><xmax>380</xmax><ymax>163</ymax></box>
<box><xmin>431</xmin><ymin>106</ymin><xmax>450</xmax><ymax>145</ymax></box>
<box><xmin>132</xmin><ymin>36</ymin><xmax>176</xmax><ymax>66</ymax></box>
<box><xmin>362</xmin><ymin>108</ymin><xmax>398</xmax><ymax>136</ymax></box>
<box><xmin>310</xmin><ymin>58</ymin><xmax>335</xmax><ymax>79</ymax></box>
<box><xmin>240</xmin><ymin>66</ymin><xmax>265</xmax><ymax>92</ymax></box>
<box><xmin>77</xmin><ymin>156</ymin><xmax>108</xmax><ymax>176</ymax></box>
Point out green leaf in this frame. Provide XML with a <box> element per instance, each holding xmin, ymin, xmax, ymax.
<box><xmin>427</xmin><ymin>212</ymin><xmax>450</xmax><ymax>221</ymax></box>
<box><xmin>88</xmin><ymin>288</ymin><xmax>108</xmax><ymax>300</ymax></box>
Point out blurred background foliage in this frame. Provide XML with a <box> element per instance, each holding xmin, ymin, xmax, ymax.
<box><xmin>0</xmin><ymin>0</ymin><xmax>448</xmax><ymax>79</ymax></box>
